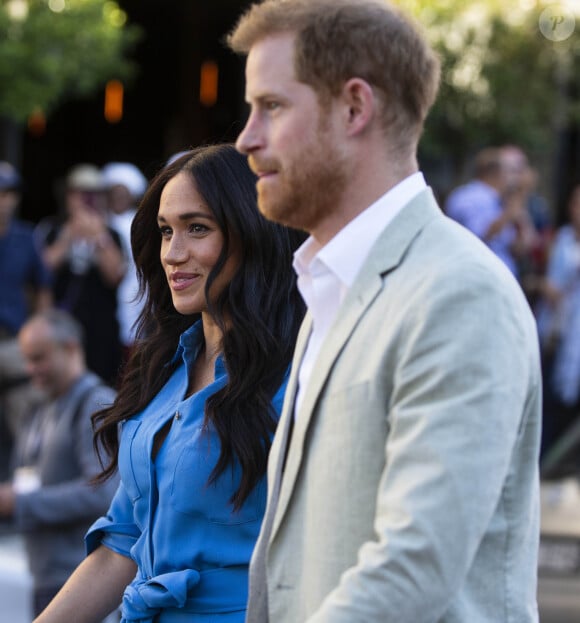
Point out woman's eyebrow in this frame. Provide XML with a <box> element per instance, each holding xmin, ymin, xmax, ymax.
<box><xmin>157</xmin><ymin>211</ymin><xmax>215</xmax><ymax>223</ymax></box>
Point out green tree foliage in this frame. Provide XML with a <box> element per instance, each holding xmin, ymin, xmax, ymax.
<box><xmin>399</xmin><ymin>1</ymin><xmax>580</xmax><ymax>169</ymax></box>
<box><xmin>0</xmin><ymin>0</ymin><xmax>141</xmax><ymax>122</ymax></box>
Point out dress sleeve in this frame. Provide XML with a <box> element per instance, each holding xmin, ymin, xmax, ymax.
<box><xmin>85</xmin><ymin>481</ymin><xmax>141</xmax><ymax>558</ymax></box>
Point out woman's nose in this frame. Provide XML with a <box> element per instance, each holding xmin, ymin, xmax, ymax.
<box><xmin>163</xmin><ymin>235</ymin><xmax>187</xmax><ymax>264</ymax></box>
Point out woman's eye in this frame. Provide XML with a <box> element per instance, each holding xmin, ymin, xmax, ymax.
<box><xmin>158</xmin><ymin>226</ymin><xmax>172</xmax><ymax>238</ymax></box>
<box><xmin>189</xmin><ymin>223</ymin><xmax>209</xmax><ymax>234</ymax></box>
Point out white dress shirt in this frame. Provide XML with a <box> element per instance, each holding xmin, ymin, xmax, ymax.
<box><xmin>293</xmin><ymin>172</ymin><xmax>427</xmax><ymax>415</ymax></box>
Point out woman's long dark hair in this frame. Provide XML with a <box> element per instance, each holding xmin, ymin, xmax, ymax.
<box><xmin>93</xmin><ymin>144</ymin><xmax>305</xmax><ymax>510</ymax></box>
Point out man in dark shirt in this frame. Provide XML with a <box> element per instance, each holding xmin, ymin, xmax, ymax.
<box><xmin>36</xmin><ymin>164</ymin><xmax>126</xmax><ymax>387</ymax></box>
<box><xmin>0</xmin><ymin>162</ymin><xmax>52</xmax><ymax>480</ymax></box>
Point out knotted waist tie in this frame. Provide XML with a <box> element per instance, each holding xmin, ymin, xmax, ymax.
<box><xmin>120</xmin><ymin>566</ymin><xmax>247</xmax><ymax>622</ymax></box>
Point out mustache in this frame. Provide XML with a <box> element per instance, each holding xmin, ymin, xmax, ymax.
<box><xmin>248</xmin><ymin>156</ymin><xmax>280</xmax><ymax>176</ymax></box>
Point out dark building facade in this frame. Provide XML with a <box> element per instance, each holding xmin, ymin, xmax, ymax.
<box><xmin>17</xmin><ymin>0</ymin><xmax>252</xmax><ymax>222</ymax></box>
<box><xmin>10</xmin><ymin>0</ymin><xmax>580</xmax><ymax>224</ymax></box>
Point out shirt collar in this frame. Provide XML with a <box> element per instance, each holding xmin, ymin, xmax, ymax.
<box><xmin>168</xmin><ymin>319</ymin><xmax>227</xmax><ymax>376</ymax></box>
<box><xmin>294</xmin><ymin>171</ymin><xmax>427</xmax><ymax>289</ymax></box>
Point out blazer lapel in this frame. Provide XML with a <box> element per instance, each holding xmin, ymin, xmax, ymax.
<box><xmin>269</xmin><ymin>188</ymin><xmax>442</xmax><ymax>542</ymax></box>
<box><xmin>260</xmin><ymin>312</ymin><xmax>312</xmax><ymax>546</ymax></box>
<box><xmin>267</xmin><ymin>314</ymin><xmax>312</xmax><ymax>494</ymax></box>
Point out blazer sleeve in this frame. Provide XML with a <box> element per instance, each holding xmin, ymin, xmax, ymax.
<box><xmin>308</xmin><ymin>261</ymin><xmax>541</xmax><ymax>622</ymax></box>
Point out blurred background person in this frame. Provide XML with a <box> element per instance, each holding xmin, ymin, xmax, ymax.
<box><xmin>501</xmin><ymin>145</ymin><xmax>553</xmax><ymax>235</ymax></box>
<box><xmin>445</xmin><ymin>146</ymin><xmax>539</xmax><ymax>284</ymax></box>
<box><xmin>500</xmin><ymin>144</ymin><xmax>553</xmax><ymax>303</ymax></box>
<box><xmin>102</xmin><ymin>162</ymin><xmax>148</xmax><ymax>364</ymax></box>
<box><xmin>0</xmin><ymin>309</ymin><xmax>118</xmax><ymax>617</ymax></box>
<box><xmin>536</xmin><ymin>184</ymin><xmax>580</xmax><ymax>457</ymax></box>
<box><xmin>0</xmin><ymin>161</ymin><xmax>52</xmax><ymax>483</ymax></box>
<box><xmin>35</xmin><ymin>164</ymin><xmax>126</xmax><ymax>386</ymax></box>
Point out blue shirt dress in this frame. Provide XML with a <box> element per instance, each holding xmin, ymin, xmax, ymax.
<box><xmin>86</xmin><ymin>321</ymin><xmax>288</xmax><ymax>622</ymax></box>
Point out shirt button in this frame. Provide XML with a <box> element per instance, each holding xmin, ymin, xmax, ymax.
<box><xmin>175</xmin><ymin>411</ymin><xmax>181</xmax><ymax>420</ymax></box>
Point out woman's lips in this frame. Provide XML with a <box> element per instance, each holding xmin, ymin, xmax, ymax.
<box><xmin>170</xmin><ymin>273</ymin><xmax>199</xmax><ymax>291</ymax></box>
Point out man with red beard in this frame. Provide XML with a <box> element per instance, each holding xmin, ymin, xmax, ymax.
<box><xmin>229</xmin><ymin>1</ymin><xmax>542</xmax><ymax>622</ymax></box>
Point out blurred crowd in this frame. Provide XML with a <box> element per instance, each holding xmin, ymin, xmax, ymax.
<box><xmin>0</xmin><ymin>159</ymin><xmax>149</xmax><ymax>478</ymax></box>
<box><xmin>0</xmin><ymin>158</ymin><xmax>149</xmax><ymax>615</ymax></box>
<box><xmin>443</xmin><ymin>144</ymin><xmax>580</xmax><ymax>466</ymax></box>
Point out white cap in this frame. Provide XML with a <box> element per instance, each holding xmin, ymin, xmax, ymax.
<box><xmin>66</xmin><ymin>164</ymin><xmax>104</xmax><ymax>191</ymax></box>
<box><xmin>102</xmin><ymin>162</ymin><xmax>148</xmax><ymax>199</ymax></box>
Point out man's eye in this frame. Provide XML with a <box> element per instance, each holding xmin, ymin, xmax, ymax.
<box><xmin>265</xmin><ymin>101</ymin><xmax>279</xmax><ymax>111</ymax></box>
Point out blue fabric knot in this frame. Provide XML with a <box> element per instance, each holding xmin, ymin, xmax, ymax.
<box><xmin>121</xmin><ymin>569</ymin><xmax>202</xmax><ymax>623</ymax></box>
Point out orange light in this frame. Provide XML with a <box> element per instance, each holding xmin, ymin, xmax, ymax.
<box><xmin>199</xmin><ymin>60</ymin><xmax>218</xmax><ymax>107</ymax></box>
<box><xmin>27</xmin><ymin>109</ymin><xmax>46</xmax><ymax>137</ymax></box>
<box><xmin>104</xmin><ymin>80</ymin><xmax>124</xmax><ymax>123</ymax></box>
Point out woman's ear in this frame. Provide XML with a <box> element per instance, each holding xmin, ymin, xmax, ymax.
<box><xmin>341</xmin><ymin>78</ymin><xmax>375</xmax><ymax>136</ymax></box>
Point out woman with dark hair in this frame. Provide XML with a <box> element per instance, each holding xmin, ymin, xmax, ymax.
<box><xmin>34</xmin><ymin>144</ymin><xmax>305</xmax><ymax>623</ymax></box>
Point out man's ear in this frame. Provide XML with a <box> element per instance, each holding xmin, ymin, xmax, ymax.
<box><xmin>62</xmin><ymin>340</ymin><xmax>79</xmax><ymax>357</ymax></box>
<box><xmin>341</xmin><ymin>78</ymin><xmax>375</xmax><ymax>136</ymax></box>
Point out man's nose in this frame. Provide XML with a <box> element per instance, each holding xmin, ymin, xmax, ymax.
<box><xmin>235</xmin><ymin>110</ymin><xmax>261</xmax><ymax>155</ymax></box>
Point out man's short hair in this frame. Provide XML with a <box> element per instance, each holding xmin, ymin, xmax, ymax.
<box><xmin>227</xmin><ymin>0</ymin><xmax>440</xmax><ymax>149</ymax></box>
<box><xmin>27</xmin><ymin>309</ymin><xmax>85</xmax><ymax>348</ymax></box>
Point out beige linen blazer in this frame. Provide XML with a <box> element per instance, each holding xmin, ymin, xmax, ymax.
<box><xmin>247</xmin><ymin>188</ymin><xmax>542</xmax><ymax>623</ymax></box>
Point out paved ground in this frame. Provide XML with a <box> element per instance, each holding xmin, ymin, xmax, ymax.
<box><xmin>0</xmin><ymin>532</ymin><xmax>32</xmax><ymax>623</ymax></box>
<box><xmin>537</xmin><ymin>476</ymin><xmax>580</xmax><ymax>621</ymax></box>
<box><xmin>1</xmin><ymin>478</ymin><xmax>580</xmax><ymax>622</ymax></box>
<box><xmin>539</xmin><ymin>575</ymin><xmax>580</xmax><ymax>622</ymax></box>
<box><xmin>0</xmin><ymin>530</ymin><xmax>119</xmax><ymax>623</ymax></box>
